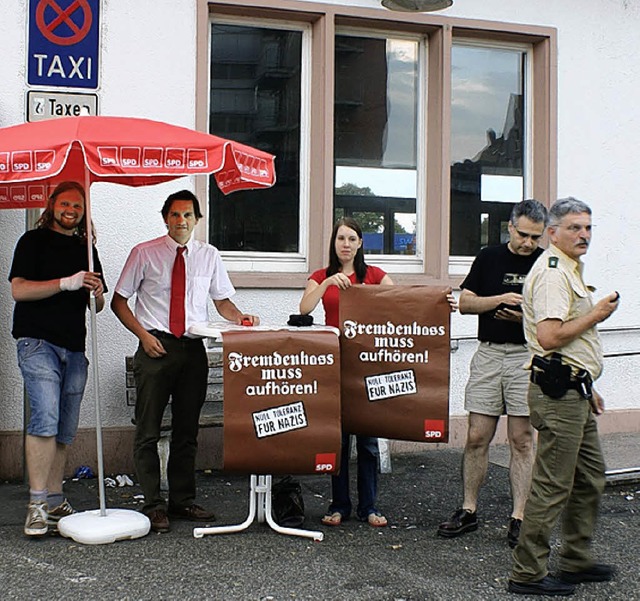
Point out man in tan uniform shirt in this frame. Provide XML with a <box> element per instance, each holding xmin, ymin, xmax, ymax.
<box><xmin>508</xmin><ymin>197</ymin><xmax>619</xmax><ymax>597</ymax></box>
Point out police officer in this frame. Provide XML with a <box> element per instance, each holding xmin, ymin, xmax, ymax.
<box><xmin>508</xmin><ymin>197</ymin><xmax>619</xmax><ymax>596</ymax></box>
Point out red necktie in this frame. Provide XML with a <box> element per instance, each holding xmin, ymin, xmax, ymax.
<box><xmin>169</xmin><ymin>246</ymin><xmax>186</xmax><ymax>338</ymax></box>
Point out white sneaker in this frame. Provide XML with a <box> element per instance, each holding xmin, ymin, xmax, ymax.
<box><xmin>24</xmin><ymin>501</ymin><xmax>48</xmax><ymax>536</ymax></box>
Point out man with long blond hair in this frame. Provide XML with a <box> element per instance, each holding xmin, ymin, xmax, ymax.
<box><xmin>9</xmin><ymin>181</ymin><xmax>107</xmax><ymax>537</ymax></box>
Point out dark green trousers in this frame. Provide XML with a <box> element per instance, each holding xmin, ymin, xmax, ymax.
<box><xmin>133</xmin><ymin>335</ymin><xmax>208</xmax><ymax>513</ymax></box>
<box><xmin>511</xmin><ymin>383</ymin><xmax>606</xmax><ymax>582</ymax></box>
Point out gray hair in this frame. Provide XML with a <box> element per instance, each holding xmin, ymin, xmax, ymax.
<box><xmin>548</xmin><ymin>197</ymin><xmax>592</xmax><ymax>227</ymax></box>
<box><xmin>510</xmin><ymin>198</ymin><xmax>548</xmax><ymax>226</ymax></box>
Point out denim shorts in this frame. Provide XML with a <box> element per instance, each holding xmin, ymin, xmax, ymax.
<box><xmin>17</xmin><ymin>338</ymin><xmax>88</xmax><ymax>444</ymax></box>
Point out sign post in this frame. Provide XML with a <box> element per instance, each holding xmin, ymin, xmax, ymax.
<box><xmin>21</xmin><ymin>0</ymin><xmax>101</xmax><ymax>482</ymax></box>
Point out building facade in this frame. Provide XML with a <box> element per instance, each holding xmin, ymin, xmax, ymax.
<box><xmin>0</xmin><ymin>0</ymin><xmax>638</xmax><ymax>478</ymax></box>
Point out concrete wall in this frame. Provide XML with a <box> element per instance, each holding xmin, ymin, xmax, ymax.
<box><xmin>1</xmin><ymin>0</ymin><xmax>639</xmax><ymax>478</ymax></box>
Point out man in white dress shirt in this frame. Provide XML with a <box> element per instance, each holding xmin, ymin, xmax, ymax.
<box><xmin>112</xmin><ymin>189</ymin><xmax>258</xmax><ymax>533</ymax></box>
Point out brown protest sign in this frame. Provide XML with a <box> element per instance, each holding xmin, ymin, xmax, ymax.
<box><xmin>222</xmin><ymin>329</ymin><xmax>341</xmax><ymax>474</ymax></box>
<box><xmin>339</xmin><ymin>285</ymin><xmax>450</xmax><ymax>442</ymax></box>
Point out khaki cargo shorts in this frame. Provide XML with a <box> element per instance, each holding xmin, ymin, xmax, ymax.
<box><xmin>464</xmin><ymin>341</ymin><xmax>530</xmax><ymax>417</ymax></box>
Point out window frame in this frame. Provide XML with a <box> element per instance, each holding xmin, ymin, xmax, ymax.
<box><xmin>195</xmin><ymin>0</ymin><xmax>556</xmax><ymax>289</ymax></box>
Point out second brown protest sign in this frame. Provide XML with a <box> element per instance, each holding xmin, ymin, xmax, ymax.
<box><xmin>222</xmin><ymin>328</ymin><xmax>341</xmax><ymax>475</ymax></box>
<box><xmin>339</xmin><ymin>285</ymin><xmax>451</xmax><ymax>442</ymax></box>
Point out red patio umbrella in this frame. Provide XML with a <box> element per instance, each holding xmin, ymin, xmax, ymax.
<box><xmin>0</xmin><ymin>115</ymin><xmax>275</xmax><ymax>206</ymax></box>
<box><xmin>0</xmin><ymin>116</ymin><xmax>276</xmax><ymax>542</ymax></box>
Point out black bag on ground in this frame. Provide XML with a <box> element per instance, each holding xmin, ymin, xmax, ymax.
<box><xmin>272</xmin><ymin>476</ymin><xmax>305</xmax><ymax>528</ymax></box>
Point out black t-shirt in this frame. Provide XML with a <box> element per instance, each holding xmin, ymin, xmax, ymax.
<box><xmin>9</xmin><ymin>228</ymin><xmax>107</xmax><ymax>352</ymax></box>
<box><xmin>461</xmin><ymin>244</ymin><xmax>542</xmax><ymax>344</ymax></box>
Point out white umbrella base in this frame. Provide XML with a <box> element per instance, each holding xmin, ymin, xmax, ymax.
<box><xmin>58</xmin><ymin>508</ymin><xmax>150</xmax><ymax>545</ymax></box>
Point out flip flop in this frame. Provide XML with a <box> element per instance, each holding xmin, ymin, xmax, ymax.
<box><xmin>321</xmin><ymin>511</ymin><xmax>343</xmax><ymax>526</ymax></box>
<box><xmin>367</xmin><ymin>512</ymin><xmax>388</xmax><ymax>527</ymax></box>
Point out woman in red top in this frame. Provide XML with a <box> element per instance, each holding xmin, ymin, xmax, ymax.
<box><xmin>300</xmin><ymin>217</ymin><xmax>393</xmax><ymax>527</ymax></box>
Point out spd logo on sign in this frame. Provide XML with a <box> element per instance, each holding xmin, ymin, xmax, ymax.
<box><xmin>424</xmin><ymin>419</ymin><xmax>445</xmax><ymax>440</ymax></box>
<box><xmin>27</xmin><ymin>0</ymin><xmax>100</xmax><ymax>89</ymax></box>
<box><xmin>314</xmin><ymin>453</ymin><xmax>336</xmax><ymax>473</ymax></box>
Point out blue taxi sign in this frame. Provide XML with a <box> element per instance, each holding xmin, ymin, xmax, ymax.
<box><xmin>27</xmin><ymin>0</ymin><xmax>100</xmax><ymax>89</ymax></box>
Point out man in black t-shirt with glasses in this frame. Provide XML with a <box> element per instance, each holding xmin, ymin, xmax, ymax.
<box><xmin>438</xmin><ymin>199</ymin><xmax>547</xmax><ymax>548</ymax></box>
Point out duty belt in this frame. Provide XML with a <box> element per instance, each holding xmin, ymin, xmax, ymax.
<box><xmin>530</xmin><ymin>369</ymin><xmax>592</xmax><ymax>399</ymax></box>
<box><xmin>530</xmin><ymin>353</ymin><xmax>593</xmax><ymax>400</ymax></box>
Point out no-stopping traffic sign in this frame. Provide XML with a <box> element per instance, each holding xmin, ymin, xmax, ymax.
<box><xmin>27</xmin><ymin>0</ymin><xmax>100</xmax><ymax>89</ymax></box>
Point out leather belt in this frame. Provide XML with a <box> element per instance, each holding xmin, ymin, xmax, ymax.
<box><xmin>148</xmin><ymin>329</ymin><xmax>196</xmax><ymax>341</ymax></box>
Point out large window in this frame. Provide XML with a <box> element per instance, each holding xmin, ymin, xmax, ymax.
<box><xmin>209</xmin><ymin>22</ymin><xmax>304</xmax><ymax>255</ymax></box>
<box><xmin>450</xmin><ymin>43</ymin><xmax>528</xmax><ymax>257</ymax></box>
<box><xmin>204</xmin><ymin>4</ymin><xmax>553</xmax><ymax>284</ymax></box>
<box><xmin>334</xmin><ymin>34</ymin><xmax>419</xmax><ymax>257</ymax></box>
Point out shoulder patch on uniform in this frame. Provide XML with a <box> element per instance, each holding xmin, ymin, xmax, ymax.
<box><xmin>548</xmin><ymin>256</ymin><xmax>559</xmax><ymax>268</ymax></box>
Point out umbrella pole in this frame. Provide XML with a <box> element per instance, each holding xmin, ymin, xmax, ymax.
<box><xmin>84</xmin><ymin>172</ymin><xmax>107</xmax><ymax>517</ymax></box>
<box><xmin>58</xmin><ymin>173</ymin><xmax>151</xmax><ymax>543</ymax></box>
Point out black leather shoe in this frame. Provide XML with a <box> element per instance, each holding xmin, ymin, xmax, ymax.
<box><xmin>168</xmin><ymin>503</ymin><xmax>215</xmax><ymax>522</ymax></box>
<box><xmin>559</xmin><ymin>563</ymin><xmax>616</xmax><ymax>583</ymax></box>
<box><xmin>508</xmin><ymin>576</ymin><xmax>575</xmax><ymax>596</ymax></box>
<box><xmin>437</xmin><ymin>508</ymin><xmax>478</xmax><ymax>538</ymax></box>
<box><xmin>507</xmin><ymin>517</ymin><xmax>522</xmax><ymax>548</ymax></box>
<box><xmin>147</xmin><ymin>509</ymin><xmax>170</xmax><ymax>533</ymax></box>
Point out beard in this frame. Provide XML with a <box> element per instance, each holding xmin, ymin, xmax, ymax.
<box><xmin>53</xmin><ymin>214</ymin><xmax>81</xmax><ymax>232</ymax></box>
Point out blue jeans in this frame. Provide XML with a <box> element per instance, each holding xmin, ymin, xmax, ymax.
<box><xmin>17</xmin><ymin>338</ymin><xmax>88</xmax><ymax>445</ymax></box>
<box><xmin>328</xmin><ymin>431</ymin><xmax>380</xmax><ymax>520</ymax></box>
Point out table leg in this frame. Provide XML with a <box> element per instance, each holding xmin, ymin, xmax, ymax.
<box><xmin>193</xmin><ymin>474</ymin><xmax>323</xmax><ymax>541</ymax></box>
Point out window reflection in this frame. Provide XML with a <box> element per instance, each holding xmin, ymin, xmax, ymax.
<box><xmin>334</xmin><ymin>35</ymin><xmax>418</xmax><ymax>256</ymax></box>
<box><xmin>450</xmin><ymin>44</ymin><xmax>526</xmax><ymax>256</ymax></box>
<box><xmin>335</xmin><ymin>166</ymin><xmax>416</xmax><ymax>255</ymax></box>
<box><xmin>209</xmin><ymin>24</ymin><xmax>302</xmax><ymax>252</ymax></box>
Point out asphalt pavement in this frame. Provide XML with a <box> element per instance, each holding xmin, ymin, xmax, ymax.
<box><xmin>0</xmin><ymin>436</ymin><xmax>638</xmax><ymax>601</ymax></box>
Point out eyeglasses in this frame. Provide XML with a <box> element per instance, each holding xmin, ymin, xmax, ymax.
<box><xmin>554</xmin><ymin>224</ymin><xmax>593</xmax><ymax>234</ymax></box>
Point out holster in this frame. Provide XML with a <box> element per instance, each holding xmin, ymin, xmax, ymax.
<box><xmin>530</xmin><ymin>353</ymin><xmax>593</xmax><ymax>400</ymax></box>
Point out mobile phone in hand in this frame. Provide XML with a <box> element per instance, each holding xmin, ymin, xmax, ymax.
<box><xmin>497</xmin><ymin>303</ymin><xmax>522</xmax><ymax>312</ymax></box>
